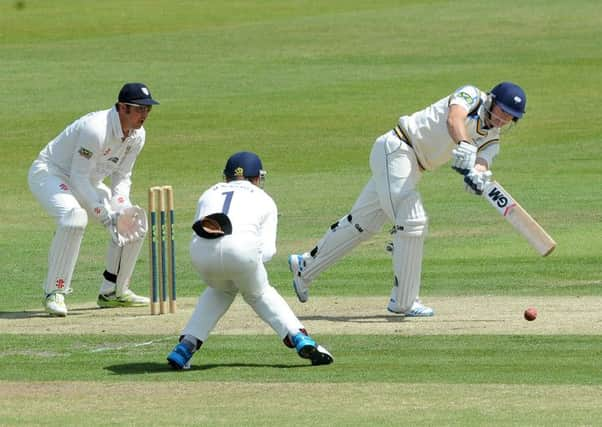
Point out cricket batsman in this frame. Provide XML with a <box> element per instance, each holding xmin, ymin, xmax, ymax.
<box><xmin>289</xmin><ymin>82</ymin><xmax>527</xmax><ymax>316</ymax></box>
<box><xmin>28</xmin><ymin>82</ymin><xmax>159</xmax><ymax>316</ymax></box>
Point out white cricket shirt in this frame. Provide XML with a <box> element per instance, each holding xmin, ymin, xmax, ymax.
<box><xmin>193</xmin><ymin>180</ymin><xmax>278</xmax><ymax>263</ymax></box>
<box><xmin>397</xmin><ymin>85</ymin><xmax>501</xmax><ymax>171</ymax></box>
<box><xmin>34</xmin><ymin>106</ymin><xmax>145</xmax><ymax>211</ymax></box>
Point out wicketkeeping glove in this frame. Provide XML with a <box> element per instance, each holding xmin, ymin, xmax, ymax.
<box><xmin>451</xmin><ymin>141</ymin><xmax>477</xmax><ymax>175</ymax></box>
<box><xmin>107</xmin><ymin>206</ymin><xmax>148</xmax><ymax>247</ymax></box>
<box><xmin>93</xmin><ymin>204</ymin><xmax>116</xmax><ymax>226</ymax></box>
<box><xmin>463</xmin><ymin>168</ymin><xmax>492</xmax><ymax>196</ymax></box>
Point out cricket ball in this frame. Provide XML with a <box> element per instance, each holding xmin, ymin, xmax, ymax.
<box><xmin>524</xmin><ymin>307</ymin><xmax>537</xmax><ymax>321</ymax></box>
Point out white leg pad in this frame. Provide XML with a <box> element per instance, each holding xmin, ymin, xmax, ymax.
<box><xmin>388</xmin><ymin>193</ymin><xmax>428</xmax><ymax>313</ymax></box>
<box><xmin>115</xmin><ymin>235</ymin><xmax>146</xmax><ymax>297</ymax></box>
<box><xmin>104</xmin><ymin>241</ymin><xmax>123</xmax><ymax>274</ymax></box>
<box><xmin>302</xmin><ymin>214</ymin><xmax>376</xmax><ymax>282</ymax></box>
<box><xmin>182</xmin><ymin>287</ymin><xmax>236</xmax><ymax>343</ymax></box>
<box><xmin>99</xmin><ymin>241</ymin><xmax>122</xmax><ymax>295</ymax></box>
<box><xmin>242</xmin><ymin>285</ymin><xmax>304</xmax><ymax>339</ymax></box>
<box><xmin>44</xmin><ymin>208</ymin><xmax>88</xmax><ymax>295</ymax></box>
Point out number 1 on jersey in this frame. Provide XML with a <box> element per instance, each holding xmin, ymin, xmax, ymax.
<box><xmin>221</xmin><ymin>191</ymin><xmax>234</xmax><ymax>214</ymax></box>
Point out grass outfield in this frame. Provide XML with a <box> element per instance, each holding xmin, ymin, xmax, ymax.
<box><xmin>1</xmin><ymin>0</ymin><xmax>601</xmax><ymax>425</ymax></box>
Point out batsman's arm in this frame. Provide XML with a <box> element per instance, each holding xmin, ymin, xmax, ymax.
<box><xmin>447</xmin><ymin>104</ymin><xmax>471</xmax><ymax>144</ymax></box>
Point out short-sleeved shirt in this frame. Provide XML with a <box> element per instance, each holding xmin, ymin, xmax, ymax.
<box><xmin>397</xmin><ymin>85</ymin><xmax>500</xmax><ymax>171</ymax></box>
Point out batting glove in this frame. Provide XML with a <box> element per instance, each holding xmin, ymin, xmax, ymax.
<box><xmin>464</xmin><ymin>168</ymin><xmax>492</xmax><ymax>196</ymax></box>
<box><xmin>451</xmin><ymin>141</ymin><xmax>477</xmax><ymax>175</ymax></box>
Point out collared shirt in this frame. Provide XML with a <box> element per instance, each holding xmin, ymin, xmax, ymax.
<box><xmin>192</xmin><ymin>180</ymin><xmax>278</xmax><ymax>263</ymax></box>
<box><xmin>397</xmin><ymin>85</ymin><xmax>500</xmax><ymax>171</ymax></box>
<box><xmin>36</xmin><ymin>106</ymin><xmax>145</xmax><ymax>210</ymax></box>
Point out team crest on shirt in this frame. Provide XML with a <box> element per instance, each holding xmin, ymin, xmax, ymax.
<box><xmin>78</xmin><ymin>147</ymin><xmax>93</xmax><ymax>159</ymax></box>
<box><xmin>234</xmin><ymin>167</ymin><xmax>244</xmax><ymax>177</ymax></box>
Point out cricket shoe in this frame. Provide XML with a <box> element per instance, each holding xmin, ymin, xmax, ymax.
<box><xmin>387</xmin><ymin>298</ymin><xmax>434</xmax><ymax>317</ymax></box>
<box><xmin>292</xmin><ymin>333</ymin><xmax>333</xmax><ymax>366</ymax></box>
<box><xmin>44</xmin><ymin>293</ymin><xmax>68</xmax><ymax>317</ymax></box>
<box><xmin>288</xmin><ymin>254</ymin><xmax>310</xmax><ymax>303</ymax></box>
<box><xmin>167</xmin><ymin>342</ymin><xmax>193</xmax><ymax>370</ymax></box>
<box><xmin>97</xmin><ymin>289</ymin><xmax>150</xmax><ymax>308</ymax></box>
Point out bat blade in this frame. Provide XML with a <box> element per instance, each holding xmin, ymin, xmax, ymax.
<box><xmin>483</xmin><ymin>181</ymin><xmax>556</xmax><ymax>256</ymax></box>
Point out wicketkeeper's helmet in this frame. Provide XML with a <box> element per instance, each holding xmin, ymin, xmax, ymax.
<box><xmin>490</xmin><ymin>82</ymin><xmax>526</xmax><ymax>120</ymax></box>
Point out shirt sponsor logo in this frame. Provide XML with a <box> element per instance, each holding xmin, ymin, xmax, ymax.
<box><xmin>78</xmin><ymin>147</ymin><xmax>93</xmax><ymax>159</ymax></box>
<box><xmin>103</xmin><ymin>148</ymin><xmax>112</xmax><ymax>156</ymax></box>
<box><xmin>108</xmin><ymin>157</ymin><xmax>120</xmax><ymax>164</ymax></box>
<box><xmin>458</xmin><ymin>91</ymin><xmax>475</xmax><ymax>105</ymax></box>
<box><xmin>59</xmin><ymin>183</ymin><xmax>69</xmax><ymax>191</ymax></box>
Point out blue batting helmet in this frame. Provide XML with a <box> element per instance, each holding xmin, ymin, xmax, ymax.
<box><xmin>490</xmin><ymin>82</ymin><xmax>526</xmax><ymax>120</ymax></box>
<box><xmin>224</xmin><ymin>151</ymin><xmax>264</xmax><ymax>178</ymax></box>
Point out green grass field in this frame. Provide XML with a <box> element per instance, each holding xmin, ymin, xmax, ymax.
<box><xmin>1</xmin><ymin>1</ymin><xmax>601</xmax><ymax>425</ymax></box>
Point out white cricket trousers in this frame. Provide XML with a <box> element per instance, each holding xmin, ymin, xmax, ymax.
<box><xmin>364</xmin><ymin>130</ymin><xmax>428</xmax><ymax>313</ymax></box>
<box><xmin>28</xmin><ymin>160</ymin><xmax>131</xmax><ymax>296</ymax></box>
<box><xmin>301</xmin><ymin>130</ymin><xmax>427</xmax><ymax>313</ymax></box>
<box><xmin>185</xmin><ymin>233</ymin><xmax>304</xmax><ymax>343</ymax></box>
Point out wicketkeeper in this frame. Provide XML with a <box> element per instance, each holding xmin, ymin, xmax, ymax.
<box><xmin>289</xmin><ymin>82</ymin><xmax>527</xmax><ymax>316</ymax></box>
<box><xmin>28</xmin><ymin>82</ymin><xmax>159</xmax><ymax>316</ymax></box>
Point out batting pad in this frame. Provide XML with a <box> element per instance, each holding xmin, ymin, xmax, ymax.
<box><xmin>115</xmin><ymin>236</ymin><xmax>145</xmax><ymax>297</ymax></box>
<box><xmin>388</xmin><ymin>196</ymin><xmax>427</xmax><ymax>313</ymax></box>
<box><xmin>104</xmin><ymin>241</ymin><xmax>123</xmax><ymax>279</ymax></box>
<box><xmin>44</xmin><ymin>208</ymin><xmax>87</xmax><ymax>295</ymax></box>
<box><xmin>242</xmin><ymin>284</ymin><xmax>304</xmax><ymax>339</ymax></box>
<box><xmin>302</xmin><ymin>214</ymin><xmax>375</xmax><ymax>283</ymax></box>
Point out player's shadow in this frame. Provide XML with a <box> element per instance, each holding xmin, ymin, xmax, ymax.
<box><xmin>299</xmin><ymin>314</ymin><xmax>407</xmax><ymax>323</ymax></box>
<box><xmin>105</xmin><ymin>362</ymin><xmax>306</xmax><ymax>375</ymax></box>
<box><xmin>0</xmin><ymin>307</ymin><xmax>98</xmax><ymax>319</ymax></box>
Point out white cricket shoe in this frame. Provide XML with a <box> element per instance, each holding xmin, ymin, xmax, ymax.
<box><xmin>387</xmin><ymin>298</ymin><xmax>434</xmax><ymax>317</ymax></box>
<box><xmin>97</xmin><ymin>289</ymin><xmax>150</xmax><ymax>308</ymax></box>
<box><xmin>44</xmin><ymin>293</ymin><xmax>68</xmax><ymax>317</ymax></box>
<box><xmin>288</xmin><ymin>254</ymin><xmax>310</xmax><ymax>303</ymax></box>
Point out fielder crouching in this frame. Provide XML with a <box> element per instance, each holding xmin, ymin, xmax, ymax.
<box><xmin>28</xmin><ymin>83</ymin><xmax>159</xmax><ymax>316</ymax></box>
<box><xmin>166</xmin><ymin>151</ymin><xmax>333</xmax><ymax>369</ymax></box>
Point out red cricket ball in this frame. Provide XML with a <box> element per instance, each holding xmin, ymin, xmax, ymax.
<box><xmin>524</xmin><ymin>307</ymin><xmax>538</xmax><ymax>321</ymax></box>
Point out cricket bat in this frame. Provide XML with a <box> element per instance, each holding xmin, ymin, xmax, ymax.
<box><xmin>482</xmin><ymin>180</ymin><xmax>556</xmax><ymax>256</ymax></box>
